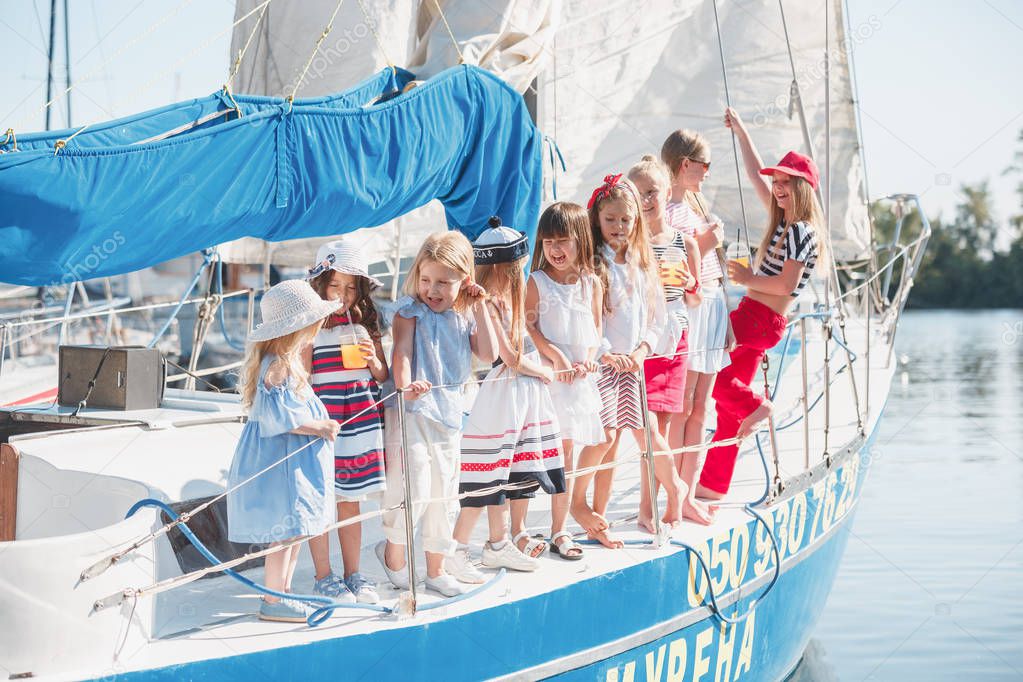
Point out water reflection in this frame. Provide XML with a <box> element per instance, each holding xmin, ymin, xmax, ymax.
<box><xmin>793</xmin><ymin>311</ymin><xmax>1023</xmax><ymax>681</ymax></box>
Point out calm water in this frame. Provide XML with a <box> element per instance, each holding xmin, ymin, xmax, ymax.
<box><xmin>790</xmin><ymin>310</ymin><xmax>1023</xmax><ymax>681</ymax></box>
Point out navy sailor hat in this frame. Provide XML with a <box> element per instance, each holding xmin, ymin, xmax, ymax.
<box><xmin>472</xmin><ymin>216</ymin><xmax>530</xmax><ymax>265</ymax></box>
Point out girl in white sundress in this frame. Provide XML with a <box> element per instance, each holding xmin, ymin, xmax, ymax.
<box><xmin>525</xmin><ymin>202</ymin><xmax>605</xmax><ymax>561</ymax></box>
<box><xmin>446</xmin><ymin>218</ymin><xmax>568</xmax><ymax>584</ymax></box>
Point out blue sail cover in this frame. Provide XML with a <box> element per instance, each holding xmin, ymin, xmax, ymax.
<box><xmin>0</xmin><ymin>65</ymin><xmax>542</xmax><ymax>286</ymax></box>
<box><xmin>4</xmin><ymin>67</ymin><xmax>417</xmax><ymax>152</ymax></box>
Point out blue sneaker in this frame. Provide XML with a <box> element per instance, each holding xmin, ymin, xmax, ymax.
<box><xmin>259</xmin><ymin>598</ymin><xmax>314</xmax><ymax>623</ymax></box>
<box><xmin>345</xmin><ymin>572</ymin><xmax>380</xmax><ymax>604</ymax></box>
<box><xmin>312</xmin><ymin>573</ymin><xmax>356</xmax><ymax>604</ymax></box>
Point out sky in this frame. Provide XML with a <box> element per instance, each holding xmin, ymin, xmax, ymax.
<box><xmin>2</xmin><ymin>0</ymin><xmax>1021</xmax><ymax>236</ymax></box>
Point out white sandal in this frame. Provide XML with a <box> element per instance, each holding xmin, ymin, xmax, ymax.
<box><xmin>513</xmin><ymin>531</ymin><xmax>548</xmax><ymax>558</ymax></box>
<box><xmin>549</xmin><ymin>531</ymin><xmax>584</xmax><ymax>561</ymax></box>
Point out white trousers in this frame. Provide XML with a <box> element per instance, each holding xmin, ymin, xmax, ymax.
<box><xmin>381</xmin><ymin>409</ymin><xmax>461</xmax><ymax>556</ymax></box>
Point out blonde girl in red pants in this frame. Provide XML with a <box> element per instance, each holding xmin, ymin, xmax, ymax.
<box><xmin>698</xmin><ymin>108</ymin><xmax>826</xmax><ymax>499</ymax></box>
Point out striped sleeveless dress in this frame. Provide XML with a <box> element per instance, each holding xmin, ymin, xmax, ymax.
<box><xmin>310</xmin><ymin>316</ymin><xmax>386</xmax><ymax>500</ymax></box>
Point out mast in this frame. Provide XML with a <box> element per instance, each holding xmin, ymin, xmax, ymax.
<box><xmin>63</xmin><ymin>0</ymin><xmax>71</xmax><ymax>127</ymax></box>
<box><xmin>45</xmin><ymin>0</ymin><xmax>57</xmax><ymax>130</ymax></box>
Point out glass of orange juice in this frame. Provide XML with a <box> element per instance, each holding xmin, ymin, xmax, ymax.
<box><xmin>659</xmin><ymin>246</ymin><xmax>688</xmax><ymax>287</ymax></box>
<box><xmin>727</xmin><ymin>241</ymin><xmax>751</xmax><ymax>269</ymax></box>
<box><xmin>340</xmin><ymin>324</ymin><xmax>370</xmax><ymax>370</ymax></box>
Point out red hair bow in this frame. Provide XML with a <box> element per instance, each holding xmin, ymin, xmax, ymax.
<box><xmin>587</xmin><ymin>173</ymin><xmax>623</xmax><ymax>209</ymax></box>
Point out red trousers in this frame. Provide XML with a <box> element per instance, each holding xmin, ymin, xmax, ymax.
<box><xmin>699</xmin><ymin>297</ymin><xmax>787</xmax><ymax>494</ymax></box>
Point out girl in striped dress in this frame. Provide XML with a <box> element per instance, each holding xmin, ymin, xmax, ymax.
<box><xmin>628</xmin><ymin>156</ymin><xmax>714</xmax><ymax>529</ymax></box>
<box><xmin>303</xmin><ymin>240</ymin><xmax>388</xmax><ymax>604</ymax></box>
<box><xmin>446</xmin><ymin>219</ymin><xmax>567</xmax><ymax>583</ymax></box>
<box><xmin>574</xmin><ymin>175</ymin><xmax>685</xmax><ymax>547</ymax></box>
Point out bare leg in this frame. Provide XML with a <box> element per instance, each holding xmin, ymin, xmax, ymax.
<box><xmin>284</xmin><ymin>540</ymin><xmax>302</xmax><ymax>592</ymax></box>
<box><xmin>425</xmin><ymin>551</ymin><xmax>446</xmax><ymax>579</ymax></box>
<box><xmin>737</xmin><ymin>400</ymin><xmax>773</xmax><ymax>439</ymax></box>
<box><xmin>452</xmin><ymin>505</ymin><xmax>484</xmax><ymax>546</ymax></box>
<box><xmin>636</xmin><ymin>427</ymin><xmax>685</xmax><ymax>527</ymax></box>
<box><xmin>308</xmin><ymin>532</ymin><xmax>333</xmax><ymax>582</ymax></box>
<box><xmin>639</xmin><ymin>411</ymin><xmax>673</xmax><ymax>533</ymax></box>
<box><xmin>593</xmin><ymin>430</ymin><xmax>622</xmax><ymax>517</ymax></box>
<box><xmin>338</xmin><ymin>501</ymin><xmax>362</xmax><ymax>577</ymax></box>
<box><xmin>570</xmin><ymin>432</ymin><xmax>615</xmax><ymax>538</ymax></box>
<box><xmin>486</xmin><ymin>503</ymin><xmax>510</xmax><ymax>544</ymax></box>
<box><xmin>383</xmin><ymin>540</ymin><xmax>406</xmax><ymax>571</ymax></box>
<box><xmin>510</xmin><ymin>499</ymin><xmax>544</xmax><ymax>556</ymax></box>
<box><xmin>675</xmin><ymin>372</ymin><xmax>718</xmax><ymax>524</ymax></box>
<box><xmin>550</xmin><ymin>438</ymin><xmax>573</xmax><ymax>540</ymax></box>
<box><xmin>263</xmin><ymin>542</ymin><xmax>292</xmax><ymax>603</ymax></box>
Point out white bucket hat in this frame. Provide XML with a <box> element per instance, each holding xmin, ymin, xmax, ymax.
<box><xmin>306</xmin><ymin>239</ymin><xmax>383</xmax><ymax>289</ymax></box>
<box><xmin>248</xmin><ymin>280</ymin><xmax>343</xmax><ymax>342</ymax></box>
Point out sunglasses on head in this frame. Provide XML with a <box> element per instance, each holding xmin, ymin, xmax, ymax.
<box><xmin>685</xmin><ymin>156</ymin><xmax>711</xmax><ymax>170</ymax></box>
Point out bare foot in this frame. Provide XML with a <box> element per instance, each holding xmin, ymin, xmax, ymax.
<box><xmin>515</xmin><ymin>534</ymin><xmax>547</xmax><ymax>558</ymax></box>
<box><xmin>637</xmin><ymin>513</ymin><xmax>656</xmax><ymax>534</ymax></box>
<box><xmin>587</xmin><ymin>527</ymin><xmax>624</xmax><ymax>549</ymax></box>
<box><xmin>682</xmin><ymin>497</ymin><xmax>716</xmax><ymax>525</ymax></box>
<box><xmin>571</xmin><ymin>501</ymin><xmax>609</xmax><ymax>535</ymax></box>
<box><xmin>737</xmin><ymin>400</ymin><xmax>773</xmax><ymax>439</ymax></box>
<box><xmin>661</xmin><ymin>502</ymin><xmax>682</xmax><ymax>528</ymax></box>
<box><xmin>695</xmin><ymin>483</ymin><xmax>726</xmax><ymax>500</ymax></box>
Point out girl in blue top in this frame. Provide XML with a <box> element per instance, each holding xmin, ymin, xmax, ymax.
<box><xmin>377</xmin><ymin>231</ymin><xmax>498</xmax><ymax>598</ymax></box>
<box><xmin>227</xmin><ymin>280</ymin><xmax>343</xmax><ymax>623</ymax></box>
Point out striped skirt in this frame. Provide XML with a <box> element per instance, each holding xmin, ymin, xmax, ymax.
<box><xmin>312</xmin><ymin>372</ymin><xmax>386</xmax><ymax>500</ymax></box>
<box><xmin>459</xmin><ymin>359</ymin><xmax>566</xmax><ymax>507</ymax></box>
<box><xmin>597</xmin><ymin>364</ymin><xmax>645</xmax><ymax>430</ymax></box>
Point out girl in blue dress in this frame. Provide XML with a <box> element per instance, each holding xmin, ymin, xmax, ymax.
<box><xmin>227</xmin><ymin>280</ymin><xmax>344</xmax><ymax>623</ymax></box>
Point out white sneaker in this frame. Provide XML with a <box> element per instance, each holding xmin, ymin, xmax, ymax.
<box><xmin>444</xmin><ymin>548</ymin><xmax>487</xmax><ymax>584</ymax></box>
<box><xmin>482</xmin><ymin>540</ymin><xmax>540</xmax><ymax>572</ymax></box>
<box><xmin>425</xmin><ymin>573</ymin><xmax>470</xmax><ymax>597</ymax></box>
<box><xmin>374</xmin><ymin>541</ymin><xmax>410</xmax><ymax>589</ymax></box>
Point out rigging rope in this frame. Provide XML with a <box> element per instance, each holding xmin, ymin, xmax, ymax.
<box><xmin>430</xmin><ymin>0</ymin><xmax>465</xmax><ymax>64</ymax></box>
<box><xmin>710</xmin><ymin>0</ymin><xmax>752</xmax><ymax>255</ymax></box>
<box><xmin>289</xmin><ymin>0</ymin><xmax>346</xmax><ymax>103</ymax></box>
<box><xmin>225</xmin><ymin>0</ymin><xmax>272</xmax><ymax>92</ymax></box>
<box><xmin>55</xmin><ymin>1</ymin><xmax>273</xmax><ymax>153</ymax></box>
<box><xmin>355</xmin><ymin>0</ymin><xmax>395</xmax><ymax>69</ymax></box>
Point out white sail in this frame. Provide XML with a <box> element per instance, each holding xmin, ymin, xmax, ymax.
<box><xmin>224</xmin><ymin>0</ymin><xmax>870</xmax><ymax>264</ymax></box>
<box><xmin>538</xmin><ymin>0</ymin><xmax>870</xmax><ymax>259</ymax></box>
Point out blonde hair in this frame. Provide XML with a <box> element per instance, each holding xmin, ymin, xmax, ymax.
<box><xmin>403</xmin><ymin>231</ymin><xmax>476</xmax><ymax>313</ymax></box>
<box><xmin>755</xmin><ymin>174</ymin><xmax>828</xmax><ymax>270</ymax></box>
<box><xmin>628</xmin><ymin>154</ymin><xmax>671</xmax><ymax>188</ymax></box>
<box><xmin>588</xmin><ymin>177</ymin><xmax>658</xmax><ymax>314</ymax></box>
<box><xmin>239</xmin><ymin>323</ymin><xmax>321</xmax><ymax>409</ymax></box>
<box><xmin>661</xmin><ymin>129</ymin><xmax>711</xmax><ymax>178</ymax></box>
<box><xmin>476</xmin><ymin>256</ymin><xmax>528</xmax><ymax>370</ymax></box>
<box><xmin>530</xmin><ymin>202</ymin><xmax>593</xmax><ymax>276</ymax></box>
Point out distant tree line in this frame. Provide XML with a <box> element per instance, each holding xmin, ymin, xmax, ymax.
<box><xmin>870</xmin><ymin>132</ymin><xmax>1023</xmax><ymax>309</ymax></box>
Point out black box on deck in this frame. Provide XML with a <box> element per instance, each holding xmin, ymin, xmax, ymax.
<box><xmin>58</xmin><ymin>345</ymin><xmax>165</xmax><ymax>411</ymax></box>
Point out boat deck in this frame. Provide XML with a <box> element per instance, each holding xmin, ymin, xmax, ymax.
<box><xmin>7</xmin><ymin>317</ymin><xmax>891</xmax><ymax>680</ymax></box>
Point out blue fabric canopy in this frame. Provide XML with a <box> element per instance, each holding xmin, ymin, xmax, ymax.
<box><xmin>4</xmin><ymin>67</ymin><xmax>417</xmax><ymax>153</ymax></box>
<box><xmin>0</xmin><ymin>65</ymin><xmax>542</xmax><ymax>286</ymax></box>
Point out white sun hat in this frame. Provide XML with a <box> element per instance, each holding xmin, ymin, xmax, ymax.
<box><xmin>306</xmin><ymin>238</ymin><xmax>384</xmax><ymax>289</ymax></box>
<box><xmin>248</xmin><ymin>279</ymin><xmax>343</xmax><ymax>342</ymax></box>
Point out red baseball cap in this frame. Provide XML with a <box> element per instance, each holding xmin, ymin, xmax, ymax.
<box><xmin>759</xmin><ymin>151</ymin><xmax>819</xmax><ymax>191</ymax></box>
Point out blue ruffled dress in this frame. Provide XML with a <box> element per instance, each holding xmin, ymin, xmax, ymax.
<box><xmin>227</xmin><ymin>355</ymin><xmax>335</xmax><ymax>545</ymax></box>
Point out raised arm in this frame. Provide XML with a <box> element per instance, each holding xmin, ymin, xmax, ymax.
<box><xmin>724</xmin><ymin>107</ymin><xmax>772</xmax><ymax>210</ymax></box>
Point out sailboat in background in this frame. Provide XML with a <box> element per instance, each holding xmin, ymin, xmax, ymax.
<box><xmin>0</xmin><ymin>2</ymin><xmax>930</xmax><ymax>680</ymax></box>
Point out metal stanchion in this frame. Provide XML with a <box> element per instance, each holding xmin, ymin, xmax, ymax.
<box><xmin>760</xmin><ymin>356</ymin><xmax>783</xmax><ymax>497</ymax></box>
<box><xmin>838</xmin><ymin>315</ymin><xmax>864</xmax><ymax>434</ymax></box>
<box><xmin>864</xmin><ymin>284</ymin><xmax>871</xmax><ymax>425</ymax></box>
<box><xmin>823</xmin><ymin>316</ymin><xmax>832</xmax><ymax>467</ymax></box>
<box><xmin>637</xmin><ymin>367</ymin><xmax>662</xmax><ymax>542</ymax></box>
<box><xmin>800</xmin><ymin>318</ymin><xmax>810</xmax><ymax>470</ymax></box>
<box><xmin>394</xmin><ymin>390</ymin><xmax>418</xmax><ymax>614</ymax></box>
<box><xmin>246</xmin><ymin>287</ymin><xmax>256</xmax><ymax>334</ymax></box>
